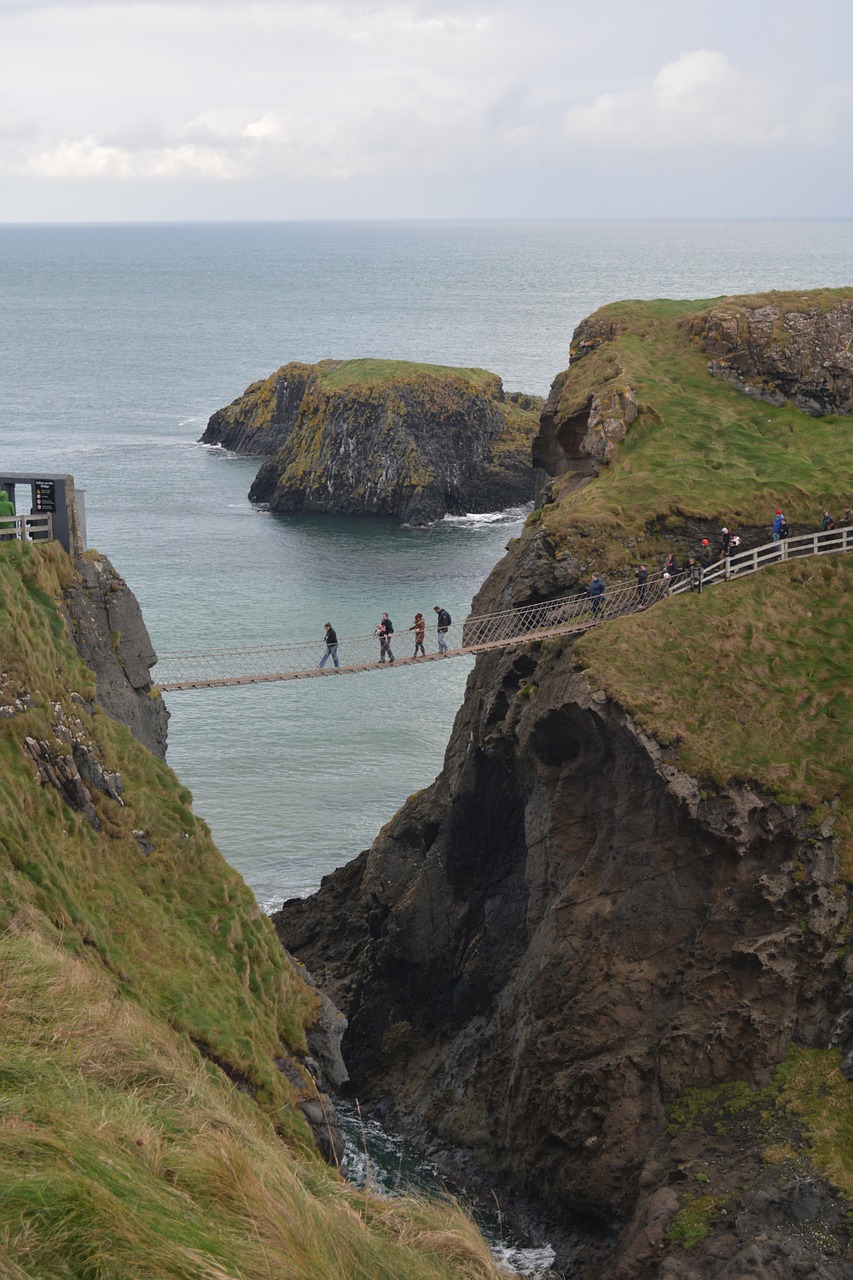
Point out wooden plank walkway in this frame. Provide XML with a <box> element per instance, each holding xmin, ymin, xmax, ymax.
<box><xmin>159</xmin><ymin>628</ymin><xmax>582</xmax><ymax>691</ymax></box>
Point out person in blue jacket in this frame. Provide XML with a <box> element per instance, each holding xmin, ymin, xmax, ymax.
<box><xmin>773</xmin><ymin>510</ymin><xmax>785</xmax><ymax>542</ymax></box>
<box><xmin>589</xmin><ymin>573</ymin><xmax>605</xmax><ymax>619</ymax></box>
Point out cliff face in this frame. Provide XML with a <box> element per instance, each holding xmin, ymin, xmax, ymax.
<box><xmin>64</xmin><ymin>550</ymin><xmax>169</xmax><ymax>759</ymax></box>
<box><xmin>201</xmin><ymin>362</ymin><xmax>317</xmax><ymax>455</ymax></box>
<box><xmin>279</xmin><ymin>608</ymin><xmax>853</xmax><ymax>1274</ymax></box>
<box><xmin>692</xmin><ymin>291</ymin><xmax>853</xmax><ymax>416</ymax></box>
<box><xmin>203</xmin><ymin>358</ymin><xmax>543</xmax><ymax>524</ymax></box>
<box><xmin>275</xmin><ymin>290</ymin><xmax>853</xmax><ymax>1278</ymax></box>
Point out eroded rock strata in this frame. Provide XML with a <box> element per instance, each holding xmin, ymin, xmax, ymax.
<box><xmin>275</xmin><ymin>289</ymin><xmax>853</xmax><ymax>1278</ymax></box>
<box><xmin>278</xmin><ymin>638</ymin><xmax>853</xmax><ymax>1276</ymax></box>
<box><xmin>201</xmin><ymin>358</ymin><xmax>543</xmax><ymax>524</ymax></box>
<box><xmin>694</xmin><ymin>291</ymin><xmax>853</xmax><ymax>416</ymax></box>
<box><xmin>64</xmin><ymin>551</ymin><xmax>170</xmax><ymax>759</ymax></box>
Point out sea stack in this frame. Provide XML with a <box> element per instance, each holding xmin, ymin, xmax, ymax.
<box><xmin>201</xmin><ymin>358</ymin><xmax>543</xmax><ymax>524</ymax></box>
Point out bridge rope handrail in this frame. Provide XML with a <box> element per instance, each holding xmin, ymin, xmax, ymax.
<box><xmin>156</xmin><ymin>524</ymin><xmax>852</xmax><ymax>690</ymax></box>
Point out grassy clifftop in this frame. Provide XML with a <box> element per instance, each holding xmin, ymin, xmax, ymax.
<box><xmin>575</xmin><ymin>553</ymin><xmax>853</xmax><ymax>867</ymax></box>
<box><xmin>0</xmin><ymin>540</ymin><xmax>501</xmax><ymax>1280</ymax></box>
<box><xmin>536</xmin><ymin>290</ymin><xmax>853</xmax><ymax>570</ymax></box>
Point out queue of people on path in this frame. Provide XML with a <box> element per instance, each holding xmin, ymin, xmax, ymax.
<box><xmin>595</xmin><ymin>502</ymin><xmax>850</xmax><ymax>617</ymax></box>
<box><xmin>319</xmin><ymin>501</ymin><xmax>850</xmax><ymax>669</ymax></box>
<box><xmin>318</xmin><ymin>604</ymin><xmax>453</xmax><ymax>669</ymax></box>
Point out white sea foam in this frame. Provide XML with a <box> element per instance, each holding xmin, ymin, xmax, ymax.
<box><xmin>491</xmin><ymin>1243</ymin><xmax>556</xmax><ymax>1277</ymax></box>
<box><xmin>442</xmin><ymin>505</ymin><xmax>531</xmax><ymax>527</ymax></box>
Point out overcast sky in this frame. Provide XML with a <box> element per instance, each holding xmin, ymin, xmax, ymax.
<box><xmin>1</xmin><ymin>0</ymin><xmax>851</xmax><ymax>221</ymax></box>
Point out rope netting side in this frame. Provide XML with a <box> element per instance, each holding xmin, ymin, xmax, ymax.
<box><xmin>154</xmin><ymin>526</ymin><xmax>852</xmax><ymax>687</ymax></box>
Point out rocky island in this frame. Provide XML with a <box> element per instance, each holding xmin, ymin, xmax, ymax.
<box><xmin>201</xmin><ymin>358</ymin><xmax>543</xmax><ymax>524</ymax></box>
<box><xmin>275</xmin><ymin>288</ymin><xmax>853</xmax><ymax>1278</ymax></box>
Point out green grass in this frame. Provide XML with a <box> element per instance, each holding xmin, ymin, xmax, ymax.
<box><xmin>316</xmin><ymin>358</ymin><xmax>500</xmax><ymax>394</ymax></box>
<box><xmin>665</xmin><ymin>1044</ymin><xmax>853</xmax><ymax>1211</ymax></box>
<box><xmin>776</xmin><ymin>1048</ymin><xmax>853</xmax><ymax>1196</ymax></box>
<box><xmin>0</xmin><ymin>931</ymin><xmax>501</xmax><ymax>1280</ymax></box>
<box><xmin>541</xmin><ymin>293</ymin><xmax>853</xmax><ymax>569</ymax></box>
<box><xmin>575</xmin><ymin>555</ymin><xmax>853</xmax><ymax>866</ymax></box>
<box><xmin>662</xmin><ymin>1049</ymin><xmax>853</xmax><ymax>1253</ymax></box>
<box><xmin>0</xmin><ymin>540</ymin><xmax>503</xmax><ymax>1280</ymax></box>
<box><xmin>666</xmin><ymin>1196</ymin><xmax>717</xmax><ymax>1249</ymax></box>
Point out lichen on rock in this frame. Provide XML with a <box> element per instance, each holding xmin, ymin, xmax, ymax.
<box><xmin>202</xmin><ymin>358</ymin><xmax>544</xmax><ymax>524</ymax></box>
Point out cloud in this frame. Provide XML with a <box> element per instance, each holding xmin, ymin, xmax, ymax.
<box><xmin>24</xmin><ymin>137</ymin><xmax>239</xmax><ymax>179</ymax></box>
<box><xmin>563</xmin><ymin>49</ymin><xmax>846</xmax><ymax>149</ymax></box>
<box><xmin>2</xmin><ymin>2</ymin><xmax>851</xmax><ymax>216</ymax></box>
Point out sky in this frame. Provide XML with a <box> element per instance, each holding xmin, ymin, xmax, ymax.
<box><xmin>0</xmin><ymin>0</ymin><xmax>851</xmax><ymax>221</ymax></box>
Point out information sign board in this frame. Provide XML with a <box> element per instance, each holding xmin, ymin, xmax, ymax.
<box><xmin>33</xmin><ymin>480</ymin><xmax>56</xmax><ymax>513</ymax></box>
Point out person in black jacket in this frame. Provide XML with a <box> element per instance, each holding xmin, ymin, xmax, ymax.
<box><xmin>588</xmin><ymin>574</ymin><xmax>605</xmax><ymax>618</ymax></box>
<box><xmin>636</xmin><ymin>564</ymin><xmax>648</xmax><ymax>609</ymax></box>
<box><xmin>375</xmin><ymin>612</ymin><xmax>395</xmax><ymax>663</ymax></box>
<box><xmin>434</xmin><ymin>605</ymin><xmax>451</xmax><ymax>653</ymax></box>
<box><xmin>318</xmin><ymin>622</ymin><xmax>340</xmax><ymax>669</ymax></box>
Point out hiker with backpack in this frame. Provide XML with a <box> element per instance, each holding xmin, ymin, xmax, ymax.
<box><xmin>434</xmin><ymin>605</ymin><xmax>451</xmax><ymax>653</ymax></box>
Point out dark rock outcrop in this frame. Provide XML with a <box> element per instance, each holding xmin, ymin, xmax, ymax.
<box><xmin>691</xmin><ymin>291</ymin><xmax>853</xmax><ymax>416</ymax></box>
<box><xmin>277</xmin><ymin>638</ymin><xmax>853</xmax><ymax>1276</ymax></box>
<box><xmin>64</xmin><ymin>553</ymin><xmax>169</xmax><ymax>759</ymax></box>
<box><xmin>201</xmin><ymin>363</ymin><xmax>316</xmax><ymax>455</ymax></box>
<box><xmin>202</xmin><ymin>359</ymin><xmax>543</xmax><ymax>525</ymax></box>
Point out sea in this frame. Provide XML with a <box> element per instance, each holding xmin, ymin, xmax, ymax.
<box><xmin>2</xmin><ymin>220</ymin><xmax>852</xmax><ymax>911</ymax></box>
<box><xmin>2</xmin><ymin>219</ymin><xmax>852</xmax><ymax>1275</ymax></box>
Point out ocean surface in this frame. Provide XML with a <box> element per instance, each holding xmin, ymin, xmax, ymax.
<box><xmin>1</xmin><ymin>220</ymin><xmax>852</xmax><ymax>911</ymax></box>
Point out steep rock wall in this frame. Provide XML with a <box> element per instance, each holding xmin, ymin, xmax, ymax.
<box><xmin>203</xmin><ymin>359</ymin><xmax>543</xmax><ymax>524</ymax></box>
<box><xmin>64</xmin><ymin>552</ymin><xmax>169</xmax><ymax>759</ymax></box>
<box><xmin>278</xmin><ymin>632</ymin><xmax>853</xmax><ymax>1276</ymax></box>
<box><xmin>200</xmin><ymin>363</ymin><xmax>316</xmax><ymax>455</ymax></box>
<box><xmin>691</xmin><ymin>292</ymin><xmax>853</xmax><ymax>416</ymax></box>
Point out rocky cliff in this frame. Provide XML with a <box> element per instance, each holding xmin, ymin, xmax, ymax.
<box><xmin>201</xmin><ymin>361</ymin><xmax>318</xmax><ymax>455</ymax></box>
<box><xmin>63</xmin><ymin>550</ymin><xmax>169</xmax><ymax>758</ymax></box>
<box><xmin>275</xmin><ymin>289</ymin><xmax>853</xmax><ymax>1278</ymax></box>
<box><xmin>202</xmin><ymin>358</ymin><xmax>543</xmax><ymax>524</ymax></box>
<box><xmin>693</xmin><ymin>289</ymin><xmax>853</xmax><ymax>416</ymax></box>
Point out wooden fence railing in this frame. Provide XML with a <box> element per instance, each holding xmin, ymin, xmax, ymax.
<box><xmin>0</xmin><ymin>513</ymin><xmax>54</xmax><ymax>543</ymax></box>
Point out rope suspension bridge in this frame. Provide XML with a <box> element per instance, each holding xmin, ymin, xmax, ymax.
<box><xmin>156</xmin><ymin>526</ymin><xmax>852</xmax><ymax>692</ymax></box>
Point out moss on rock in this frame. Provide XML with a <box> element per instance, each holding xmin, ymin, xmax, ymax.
<box><xmin>203</xmin><ymin>358</ymin><xmax>543</xmax><ymax>523</ymax></box>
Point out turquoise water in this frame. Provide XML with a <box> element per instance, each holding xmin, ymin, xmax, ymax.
<box><xmin>1</xmin><ymin>220</ymin><xmax>852</xmax><ymax>907</ymax></box>
<box><xmin>336</xmin><ymin>1101</ymin><xmax>556</xmax><ymax>1277</ymax></box>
